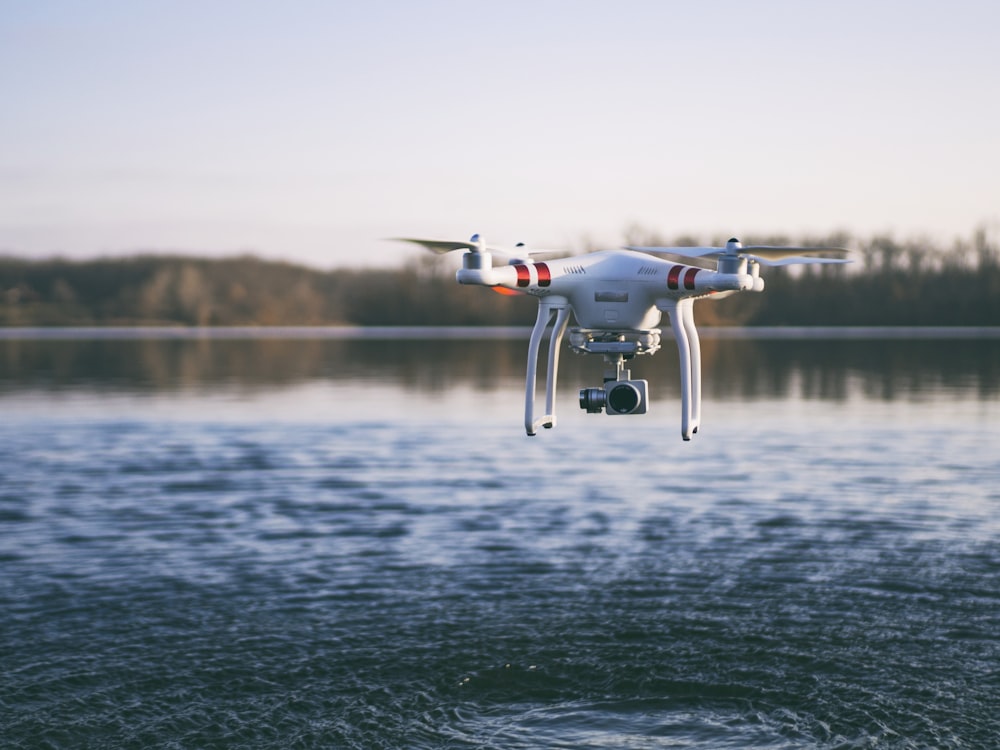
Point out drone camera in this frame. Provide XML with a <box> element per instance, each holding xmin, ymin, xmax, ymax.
<box><xmin>578</xmin><ymin>380</ymin><xmax>648</xmax><ymax>415</ymax></box>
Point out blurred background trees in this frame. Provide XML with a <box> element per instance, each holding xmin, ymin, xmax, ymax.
<box><xmin>2</xmin><ymin>226</ymin><xmax>997</xmax><ymax>327</ymax></box>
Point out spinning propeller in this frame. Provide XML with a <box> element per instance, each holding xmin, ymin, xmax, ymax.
<box><xmin>627</xmin><ymin>237</ymin><xmax>850</xmax><ymax>267</ymax></box>
<box><xmin>394</xmin><ymin>234</ymin><xmax>564</xmax><ymax>263</ymax></box>
<box><xmin>395</xmin><ymin>234</ymin><xmax>489</xmax><ymax>255</ymax></box>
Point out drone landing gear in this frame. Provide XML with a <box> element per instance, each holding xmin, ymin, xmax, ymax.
<box><xmin>661</xmin><ymin>298</ymin><xmax>702</xmax><ymax>440</ymax></box>
<box><xmin>525</xmin><ymin>296</ymin><xmax>703</xmax><ymax>440</ymax></box>
<box><xmin>525</xmin><ymin>298</ymin><xmax>571</xmax><ymax>435</ymax></box>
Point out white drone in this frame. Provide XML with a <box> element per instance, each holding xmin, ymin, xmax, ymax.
<box><xmin>398</xmin><ymin>234</ymin><xmax>849</xmax><ymax>439</ymax></box>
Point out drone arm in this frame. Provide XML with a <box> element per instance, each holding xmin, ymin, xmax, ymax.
<box><xmin>456</xmin><ymin>261</ymin><xmax>516</xmax><ymax>287</ymax></box>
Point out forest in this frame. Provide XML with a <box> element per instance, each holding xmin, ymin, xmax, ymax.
<box><xmin>1</xmin><ymin>228</ymin><xmax>998</xmax><ymax>327</ymax></box>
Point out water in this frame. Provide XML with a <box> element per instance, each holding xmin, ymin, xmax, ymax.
<box><xmin>2</xmin><ymin>332</ymin><xmax>999</xmax><ymax>748</ymax></box>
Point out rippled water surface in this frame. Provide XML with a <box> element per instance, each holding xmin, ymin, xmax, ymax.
<box><xmin>2</xmin><ymin>334</ymin><xmax>999</xmax><ymax>748</ymax></box>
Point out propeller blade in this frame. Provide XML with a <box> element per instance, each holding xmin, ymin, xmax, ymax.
<box><xmin>393</xmin><ymin>237</ymin><xmax>569</xmax><ymax>262</ymax></box>
<box><xmin>393</xmin><ymin>238</ymin><xmax>481</xmax><ymax>254</ymax></box>
<box><xmin>627</xmin><ymin>244</ymin><xmax>850</xmax><ymax>265</ymax></box>
<box><xmin>514</xmin><ymin>249</ymin><xmax>569</xmax><ymax>261</ymax></box>
<box><xmin>511</xmin><ymin>241</ymin><xmax>570</xmax><ymax>259</ymax></box>
<box><xmin>741</xmin><ymin>245</ymin><xmax>849</xmax><ymax>261</ymax></box>
<box><xmin>753</xmin><ymin>255</ymin><xmax>852</xmax><ymax>267</ymax></box>
<box><xmin>625</xmin><ymin>245</ymin><xmax>725</xmax><ymax>259</ymax></box>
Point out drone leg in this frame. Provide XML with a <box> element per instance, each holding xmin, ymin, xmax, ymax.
<box><xmin>679</xmin><ymin>299</ymin><xmax>702</xmax><ymax>434</ymax></box>
<box><xmin>665</xmin><ymin>301</ymin><xmax>693</xmax><ymax>440</ymax></box>
<box><xmin>525</xmin><ymin>304</ymin><xmax>552</xmax><ymax>435</ymax></box>
<box><xmin>525</xmin><ymin>299</ymin><xmax>569</xmax><ymax>435</ymax></box>
<box><xmin>544</xmin><ymin>306</ymin><xmax>571</xmax><ymax>421</ymax></box>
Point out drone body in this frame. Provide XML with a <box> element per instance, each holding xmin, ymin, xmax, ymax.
<box><xmin>398</xmin><ymin>234</ymin><xmax>849</xmax><ymax>439</ymax></box>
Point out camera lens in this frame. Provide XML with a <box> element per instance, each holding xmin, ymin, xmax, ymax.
<box><xmin>607</xmin><ymin>383</ymin><xmax>641</xmax><ymax>414</ymax></box>
<box><xmin>579</xmin><ymin>387</ymin><xmax>606</xmax><ymax>413</ymax></box>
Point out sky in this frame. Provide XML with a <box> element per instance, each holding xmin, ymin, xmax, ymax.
<box><xmin>1</xmin><ymin>0</ymin><xmax>998</xmax><ymax>268</ymax></box>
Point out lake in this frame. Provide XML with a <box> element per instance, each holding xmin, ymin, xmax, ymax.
<box><xmin>1</xmin><ymin>329</ymin><xmax>998</xmax><ymax>748</ymax></box>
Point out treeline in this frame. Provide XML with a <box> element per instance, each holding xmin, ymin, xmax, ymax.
<box><xmin>712</xmin><ymin>227</ymin><xmax>1000</xmax><ymax>326</ymax></box>
<box><xmin>0</xmin><ymin>254</ymin><xmax>531</xmax><ymax>327</ymax></box>
<box><xmin>1</xmin><ymin>228</ymin><xmax>998</xmax><ymax>327</ymax></box>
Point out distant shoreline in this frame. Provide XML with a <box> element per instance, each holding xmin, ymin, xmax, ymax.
<box><xmin>2</xmin><ymin>326</ymin><xmax>1000</xmax><ymax>340</ymax></box>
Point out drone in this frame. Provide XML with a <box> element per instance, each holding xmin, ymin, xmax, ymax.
<box><xmin>397</xmin><ymin>234</ymin><xmax>849</xmax><ymax>439</ymax></box>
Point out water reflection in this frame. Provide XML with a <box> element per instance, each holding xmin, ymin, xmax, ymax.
<box><xmin>699</xmin><ymin>337</ymin><xmax>1000</xmax><ymax>401</ymax></box>
<box><xmin>1</xmin><ymin>334</ymin><xmax>998</xmax><ymax>401</ymax></box>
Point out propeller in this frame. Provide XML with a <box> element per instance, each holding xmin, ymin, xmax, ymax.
<box><xmin>394</xmin><ymin>234</ymin><xmax>489</xmax><ymax>255</ymax></box>
<box><xmin>627</xmin><ymin>237</ymin><xmax>850</xmax><ymax>267</ymax></box>
<box><xmin>393</xmin><ymin>234</ymin><xmax>566</xmax><ymax>263</ymax></box>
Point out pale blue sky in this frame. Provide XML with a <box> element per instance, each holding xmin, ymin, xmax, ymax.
<box><xmin>2</xmin><ymin>0</ymin><xmax>997</xmax><ymax>267</ymax></box>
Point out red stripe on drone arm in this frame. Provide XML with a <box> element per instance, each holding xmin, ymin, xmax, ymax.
<box><xmin>684</xmin><ymin>268</ymin><xmax>699</xmax><ymax>290</ymax></box>
<box><xmin>514</xmin><ymin>264</ymin><xmax>531</xmax><ymax>287</ymax></box>
<box><xmin>535</xmin><ymin>262</ymin><xmax>551</xmax><ymax>287</ymax></box>
<box><xmin>667</xmin><ymin>265</ymin><xmax>683</xmax><ymax>290</ymax></box>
